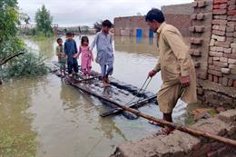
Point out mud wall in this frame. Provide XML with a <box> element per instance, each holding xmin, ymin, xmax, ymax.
<box><xmin>191</xmin><ymin>0</ymin><xmax>236</xmax><ymax>108</ymax></box>
<box><xmin>111</xmin><ymin>109</ymin><xmax>236</xmax><ymax>157</ymax></box>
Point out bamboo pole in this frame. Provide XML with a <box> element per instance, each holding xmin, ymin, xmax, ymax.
<box><xmin>111</xmin><ymin>102</ymin><xmax>236</xmax><ymax>148</ymax></box>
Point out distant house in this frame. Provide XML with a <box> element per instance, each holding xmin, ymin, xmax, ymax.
<box><xmin>114</xmin><ymin>3</ymin><xmax>193</xmax><ymax>38</ymax></box>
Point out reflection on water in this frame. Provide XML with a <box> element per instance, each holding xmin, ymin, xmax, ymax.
<box><xmin>114</xmin><ymin>36</ymin><xmax>158</xmax><ymax>56</ymax></box>
<box><xmin>0</xmin><ymin>36</ymin><xmax>187</xmax><ymax>157</ymax></box>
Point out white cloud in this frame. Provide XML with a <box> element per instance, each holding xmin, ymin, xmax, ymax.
<box><xmin>18</xmin><ymin>0</ymin><xmax>193</xmax><ymax>26</ymax></box>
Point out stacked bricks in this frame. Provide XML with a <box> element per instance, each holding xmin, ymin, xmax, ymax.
<box><xmin>208</xmin><ymin>0</ymin><xmax>236</xmax><ymax>87</ymax></box>
<box><xmin>190</xmin><ymin>0</ymin><xmax>236</xmax><ymax>108</ymax></box>
<box><xmin>190</xmin><ymin>0</ymin><xmax>213</xmax><ymax>104</ymax></box>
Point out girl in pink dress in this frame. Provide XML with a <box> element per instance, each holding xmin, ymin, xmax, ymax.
<box><xmin>76</xmin><ymin>36</ymin><xmax>94</xmax><ymax>77</ymax></box>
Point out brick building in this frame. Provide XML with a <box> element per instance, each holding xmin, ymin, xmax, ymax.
<box><xmin>114</xmin><ymin>3</ymin><xmax>193</xmax><ymax>38</ymax></box>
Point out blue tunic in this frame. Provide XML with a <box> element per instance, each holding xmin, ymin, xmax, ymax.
<box><xmin>64</xmin><ymin>39</ymin><xmax>78</xmax><ymax>63</ymax></box>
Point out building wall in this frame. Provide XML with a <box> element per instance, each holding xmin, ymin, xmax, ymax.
<box><xmin>114</xmin><ymin>3</ymin><xmax>193</xmax><ymax>37</ymax></box>
<box><xmin>190</xmin><ymin>0</ymin><xmax>236</xmax><ymax>108</ymax></box>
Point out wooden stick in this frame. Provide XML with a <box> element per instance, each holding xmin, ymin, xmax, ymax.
<box><xmin>111</xmin><ymin>101</ymin><xmax>236</xmax><ymax>148</ymax></box>
<box><xmin>0</xmin><ymin>52</ymin><xmax>24</xmax><ymax>65</ymax></box>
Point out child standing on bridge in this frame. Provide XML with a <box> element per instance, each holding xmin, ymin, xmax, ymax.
<box><xmin>91</xmin><ymin>20</ymin><xmax>114</xmax><ymax>87</ymax></box>
<box><xmin>75</xmin><ymin>36</ymin><xmax>94</xmax><ymax>78</ymax></box>
<box><xmin>56</xmin><ymin>38</ymin><xmax>66</xmax><ymax>77</ymax></box>
<box><xmin>64</xmin><ymin>32</ymin><xmax>79</xmax><ymax>77</ymax></box>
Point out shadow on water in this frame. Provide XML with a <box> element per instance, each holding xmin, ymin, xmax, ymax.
<box><xmin>0</xmin><ymin>35</ymin><xmax>188</xmax><ymax>157</ymax></box>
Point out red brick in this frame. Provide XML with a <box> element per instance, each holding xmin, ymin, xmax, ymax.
<box><xmin>210</xmin><ymin>51</ymin><xmax>223</xmax><ymax>57</ymax></box>
<box><xmin>208</xmin><ymin>69</ymin><xmax>223</xmax><ymax>76</ymax></box>
<box><xmin>214</xmin><ymin>4</ymin><xmax>220</xmax><ymax>9</ymax></box>
<box><xmin>213</xmin><ymin>61</ymin><xmax>228</xmax><ymax>67</ymax></box>
<box><xmin>214</xmin><ymin>0</ymin><xmax>227</xmax><ymax>4</ymax></box>
<box><xmin>212</xmin><ymin>19</ymin><xmax>227</xmax><ymax>25</ymax></box>
<box><xmin>226</xmin><ymin>32</ymin><xmax>234</xmax><ymax>37</ymax></box>
<box><xmin>228</xmin><ymin>9</ymin><xmax>236</xmax><ymax>16</ymax></box>
<box><xmin>226</xmin><ymin>21</ymin><xmax>236</xmax><ymax>27</ymax></box>
<box><xmin>223</xmin><ymin>53</ymin><xmax>236</xmax><ymax>59</ymax></box>
<box><xmin>222</xmin><ymin>77</ymin><xmax>228</xmax><ymax>86</ymax></box>
<box><xmin>215</xmin><ymin>41</ymin><xmax>230</xmax><ymax>48</ymax></box>
<box><xmin>213</xmin><ymin>15</ymin><xmax>227</xmax><ymax>20</ymax></box>
<box><xmin>220</xmin><ymin>3</ymin><xmax>227</xmax><ymax>8</ymax></box>
<box><xmin>212</xmin><ymin>30</ymin><xmax>225</xmax><ymax>36</ymax></box>
<box><xmin>211</xmin><ymin>34</ymin><xmax>225</xmax><ymax>42</ymax></box>
<box><xmin>189</xmin><ymin>26</ymin><xmax>195</xmax><ymax>32</ymax></box>
<box><xmin>234</xmin><ymin>80</ymin><xmax>236</xmax><ymax>87</ymax></box>
<box><xmin>221</xmin><ymin>68</ymin><xmax>230</xmax><ymax>74</ymax></box>
<box><xmin>227</xmin><ymin>16</ymin><xmax>236</xmax><ymax>21</ymax></box>
<box><xmin>223</xmin><ymin>48</ymin><xmax>232</xmax><ymax>54</ymax></box>
<box><xmin>190</xmin><ymin>38</ymin><xmax>203</xmax><ymax>45</ymax></box>
<box><xmin>214</xmin><ymin>75</ymin><xmax>219</xmax><ymax>83</ymax></box>
<box><xmin>195</xmin><ymin>26</ymin><xmax>205</xmax><ymax>32</ymax></box>
<box><xmin>226</xmin><ymin>37</ymin><xmax>234</xmax><ymax>42</ymax></box>
<box><xmin>231</xmin><ymin>43</ymin><xmax>236</xmax><ymax>48</ymax></box>
<box><xmin>197</xmin><ymin>13</ymin><xmax>205</xmax><ymax>20</ymax></box>
<box><xmin>226</xmin><ymin>26</ymin><xmax>234</xmax><ymax>32</ymax></box>
<box><xmin>213</xmin><ymin>57</ymin><xmax>220</xmax><ymax>61</ymax></box>
<box><xmin>228</xmin><ymin>5</ymin><xmax>236</xmax><ymax>10</ymax></box>
<box><xmin>209</xmin><ymin>57</ymin><xmax>213</xmax><ymax>64</ymax></box>
<box><xmin>219</xmin><ymin>77</ymin><xmax>223</xmax><ymax>84</ymax></box>
<box><xmin>208</xmin><ymin>74</ymin><xmax>213</xmax><ymax>81</ymax></box>
<box><xmin>220</xmin><ymin>57</ymin><xmax>228</xmax><ymax>62</ymax></box>
<box><xmin>228</xmin><ymin>59</ymin><xmax>236</xmax><ymax>64</ymax></box>
<box><xmin>213</xmin><ymin>65</ymin><xmax>222</xmax><ymax>71</ymax></box>
<box><xmin>228</xmin><ymin>79</ymin><xmax>233</xmax><ymax>86</ymax></box>
<box><xmin>213</xmin><ymin>9</ymin><xmax>227</xmax><ymax>15</ymax></box>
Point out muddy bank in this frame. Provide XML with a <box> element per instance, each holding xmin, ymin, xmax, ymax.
<box><xmin>110</xmin><ymin>109</ymin><xmax>236</xmax><ymax>157</ymax></box>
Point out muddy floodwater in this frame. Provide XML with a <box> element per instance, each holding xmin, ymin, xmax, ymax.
<box><xmin>0</xmin><ymin>35</ymin><xmax>187</xmax><ymax>157</ymax></box>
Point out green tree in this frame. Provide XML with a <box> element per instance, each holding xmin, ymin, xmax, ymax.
<box><xmin>93</xmin><ymin>20</ymin><xmax>102</xmax><ymax>33</ymax></box>
<box><xmin>0</xmin><ymin>0</ymin><xmax>48</xmax><ymax>83</ymax></box>
<box><xmin>35</xmin><ymin>5</ymin><xmax>53</xmax><ymax>36</ymax></box>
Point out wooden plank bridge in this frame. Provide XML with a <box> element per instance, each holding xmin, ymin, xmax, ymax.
<box><xmin>51</xmin><ymin>62</ymin><xmax>157</xmax><ymax>118</ymax></box>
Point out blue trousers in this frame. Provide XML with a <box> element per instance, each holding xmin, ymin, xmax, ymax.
<box><xmin>100</xmin><ymin>63</ymin><xmax>113</xmax><ymax>77</ymax></box>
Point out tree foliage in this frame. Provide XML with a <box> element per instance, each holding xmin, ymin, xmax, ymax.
<box><xmin>35</xmin><ymin>5</ymin><xmax>53</xmax><ymax>36</ymax></box>
<box><xmin>0</xmin><ymin>0</ymin><xmax>48</xmax><ymax>82</ymax></box>
<box><xmin>93</xmin><ymin>20</ymin><xmax>102</xmax><ymax>33</ymax></box>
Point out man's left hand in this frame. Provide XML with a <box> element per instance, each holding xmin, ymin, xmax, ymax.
<box><xmin>180</xmin><ymin>75</ymin><xmax>190</xmax><ymax>87</ymax></box>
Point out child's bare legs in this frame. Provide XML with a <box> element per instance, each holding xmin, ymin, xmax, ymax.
<box><xmin>101</xmin><ymin>65</ymin><xmax>109</xmax><ymax>87</ymax></box>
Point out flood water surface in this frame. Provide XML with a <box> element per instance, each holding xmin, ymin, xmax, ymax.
<box><xmin>0</xmin><ymin>36</ymin><xmax>187</xmax><ymax>157</ymax></box>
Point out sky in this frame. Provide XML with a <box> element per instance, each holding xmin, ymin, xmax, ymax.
<box><xmin>18</xmin><ymin>0</ymin><xmax>193</xmax><ymax>27</ymax></box>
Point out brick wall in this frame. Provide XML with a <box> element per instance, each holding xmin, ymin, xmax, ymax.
<box><xmin>190</xmin><ymin>0</ymin><xmax>236</xmax><ymax>108</ymax></box>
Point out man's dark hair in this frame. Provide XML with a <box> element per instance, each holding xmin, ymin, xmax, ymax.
<box><xmin>57</xmin><ymin>38</ymin><xmax>62</xmax><ymax>43</ymax></box>
<box><xmin>145</xmin><ymin>8</ymin><xmax>165</xmax><ymax>23</ymax></box>
<box><xmin>66</xmin><ymin>32</ymin><xmax>73</xmax><ymax>37</ymax></box>
<box><xmin>102</xmin><ymin>19</ymin><xmax>113</xmax><ymax>28</ymax></box>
